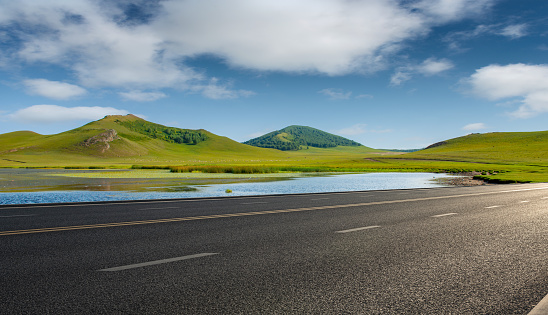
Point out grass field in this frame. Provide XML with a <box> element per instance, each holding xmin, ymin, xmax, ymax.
<box><xmin>1</xmin><ymin>115</ymin><xmax>546</xmax><ymax>183</ymax></box>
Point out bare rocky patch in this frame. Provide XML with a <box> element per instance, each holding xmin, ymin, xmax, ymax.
<box><xmin>81</xmin><ymin>129</ymin><xmax>120</xmax><ymax>153</ymax></box>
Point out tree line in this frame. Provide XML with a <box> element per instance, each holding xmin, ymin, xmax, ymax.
<box><xmin>116</xmin><ymin>119</ymin><xmax>208</xmax><ymax>145</ymax></box>
<box><xmin>244</xmin><ymin>125</ymin><xmax>362</xmax><ymax>151</ymax></box>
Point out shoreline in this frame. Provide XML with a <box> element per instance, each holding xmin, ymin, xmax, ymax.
<box><xmin>436</xmin><ymin>172</ymin><xmax>489</xmax><ymax>186</ymax></box>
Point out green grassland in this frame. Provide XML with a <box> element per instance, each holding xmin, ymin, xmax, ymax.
<box><xmin>0</xmin><ymin>115</ymin><xmax>546</xmax><ymax>183</ymax></box>
<box><xmin>400</xmin><ymin>131</ymin><xmax>548</xmax><ymax>165</ymax></box>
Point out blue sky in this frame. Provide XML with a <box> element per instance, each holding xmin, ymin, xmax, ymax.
<box><xmin>0</xmin><ymin>0</ymin><xmax>547</xmax><ymax>149</ymax></box>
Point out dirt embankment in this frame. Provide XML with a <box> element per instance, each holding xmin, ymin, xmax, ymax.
<box><xmin>437</xmin><ymin>172</ymin><xmax>489</xmax><ymax>186</ymax></box>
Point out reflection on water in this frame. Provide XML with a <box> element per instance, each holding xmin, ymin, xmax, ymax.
<box><xmin>0</xmin><ymin>169</ymin><xmax>460</xmax><ymax>205</ymax></box>
<box><xmin>0</xmin><ymin>169</ymin><xmax>275</xmax><ymax>193</ymax></box>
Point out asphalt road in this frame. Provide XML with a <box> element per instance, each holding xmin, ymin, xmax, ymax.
<box><xmin>1</xmin><ymin>183</ymin><xmax>548</xmax><ymax>314</ymax></box>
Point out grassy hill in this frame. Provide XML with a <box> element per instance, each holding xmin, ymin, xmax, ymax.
<box><xmin>400</xmin><ymin>131</ymin><xmax>548</xmax><ymax>166</ymax></box>
<box><xmin>0</xmin><ymin>114</ymin><xmax>288</xmax><ymax>167</ymax></box>
<box><xmin>244</xmin><ymin>125</ymin><xmax>368</xmax><ymax>151</ymax></box>
<box><xmin>374</xmin><ymin>131</ymin><xmax>548</xmax><ymax>183</ymax></box>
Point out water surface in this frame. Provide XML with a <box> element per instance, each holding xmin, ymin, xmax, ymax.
<box><xmin>0</xmin><ymin>169</ymin><xmax>459</xmax><ymax>205</ymax></box>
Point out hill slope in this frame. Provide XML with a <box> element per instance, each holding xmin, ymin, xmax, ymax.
<box><xmin>401</xmin><ymin>131</ymin><xmax>548</xmax><ymax>166</ymax></box>
<box><xmin>244</xmin><ymin>125</ymin><xmax>366</xmax><ymax>151</ymax></box>
<box><xmin>0</xmin><ymin>114</ymin><xmax>285</xmax><ymax>166</ymax></box>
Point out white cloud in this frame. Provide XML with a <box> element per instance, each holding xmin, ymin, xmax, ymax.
<box><xmin>189</xmin><ymin>78</ymin><xmax>255</xmax><ymax>100</ymax></box>
<box><xmin>446</xmin><ymin>23</ymin><xmax>529</xmax><ymax>52</ymax></box>
<box><xmin>3</xmin><ymin>0</ymin><xmax>200</xmax><ymax>89</ymax></box>
<box><xmin>499</xmin><ymin>24</ymin><xmax>528</xmax><ymax>39</ymax></box>
<box><xmin>319</xmin><ymin>88</ymin><xmax>352</xmax><ymax>100</ymax></box>
<box><xmin>462</xmin><ymin>123</ymin><xmax>486</xmax><ymax>131</ymax></box>
<box><xmin>390</xmin><ymin>71</ymin><xmax>413</xmax><ymax>86</ymax></box>
<box><xmin>411</xmin><ymin>0</ymin><xmax>495</xmax><ymax>23</ymax></box>
<box><xmin>119</xmin><ymin>90</ymin><xmax>167</xmax><ymax>102</ymax></box>
<box><xmin>391</xmin><ymin>57</ymin><xmax>453</xmax><ymax>85</ymax></box>
<box><xmin>465</xmin><ymin>63</ymin><xmax>548</xmax><ymax>118</ymax></box>
<box><xmin>0</xmin><ymin>0</ymin><xmax>493</xmax><ymax>89</ymax></box>
<box><xmin>154</xmin><ymin>0</ymin><xmax>432</xmax><ymax>75</ymax></box>
<box><xmin>319</xmin><ymin>89</ymin><xmax>373</xmax><ymax>100</ymax></box>
<box><xmin>356</xmin><ymin>94</ymin><xmax>374</xmax><ymax>99</ymax></box>
<box><xmin>417</xmin><ymin>58</ymin><xmax>454</xmax><ymax>75</ymax></box>
<box><xmin>23</xmin><ymin>79</ymin><xmax>87</xmax><ymax>100</ymax></box>
<box><xmin>9</xmin><ymin>105</ymin><xmax>129</xmax><ymax>123</ymax></box>
<box><xmin>335</xmin><ymin>124</ymin><xmax>368</xmax><ymax>136</ymax></box>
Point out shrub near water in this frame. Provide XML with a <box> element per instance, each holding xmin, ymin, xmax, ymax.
<box><xmin>169</xmin><ymin>165</ymin><xmax>277</xmax><ymax>174</ymax></box>
<box><xmin>168</xmin><ymin>165</ymin><xmax>338</xmax><ymax>174</ymax></box>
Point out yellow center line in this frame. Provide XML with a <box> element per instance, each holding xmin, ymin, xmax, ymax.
<box><xmin>2</xmin><ymin>186</ymin><xmax>548</xmax><ymax>236</ymax></box>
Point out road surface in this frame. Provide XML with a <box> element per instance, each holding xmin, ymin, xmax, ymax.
<box><xmin>1</xmin><ymin>183</ymin><xmax>547</xmax><ymax>313</ymax></box>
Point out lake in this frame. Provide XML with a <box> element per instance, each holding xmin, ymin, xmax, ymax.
<box><xmin>0</xmin><ymin>169</ymin><xmax>461</xmax><ymax>205</ymax></box>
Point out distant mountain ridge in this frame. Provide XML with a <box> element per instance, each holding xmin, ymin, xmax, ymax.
<box><xmin>243</xmin><ymin>125</ymin><xmax>364</xmax><ymax>151</ymax></box>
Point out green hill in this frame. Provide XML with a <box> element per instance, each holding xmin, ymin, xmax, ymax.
<box><xmin>384</xmin><ymin>131</ymin><xmax>548</xmax><ymax>183</ymax></box>
<box><xmin>402</xmin><ymin>131</ymin><xmax>548</xmax><ymax>166</ymax></box>
<box><xmin>0</xmin><ymin>114</ymin><xmax>286</xmax><ymax>166</ymax></box>
<box><xmin>244</xmin><ymin>125</ymin><xmax>365</xmax><ymax>151</ymax></box>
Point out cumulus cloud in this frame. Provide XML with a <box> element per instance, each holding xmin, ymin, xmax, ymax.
<box><xmin>391</xmin><ymin>57</ymin><xmax>453</xmax><ymax>85</ymax></box>
<box><xmin>465</xmin><ymin>63</ymin><xmax>548</xmax><ymax>118</ymax></box>
<box><xmin>0</xmin><ymin>0</ymin><xmax>494</xmax><ymax>90</ymax></box>
<box><xmin>153</xmin><ymin>0</ymin><xmax>439</xmax><ymax>75</ymax></box>
<box><xmin>3</xmin><ymin>0</ymin><xmax>200</xmax><ymax>89</ymax></box>
<box><xmin>9</xmin><ymin>105</ymin><xmax>129</xmax><ymax>123</ymax></box>
<box><xmin>462</xmin><ymin>123</ymin><xmax>486</xmax><ymax>131</ymax></box>
<box><xmin>23</xmin><ymin>79</ymin><xmax>87</xmax><ymax>100</ymax></box>
<box><xmin>119</xmin><ymin>90</ymin><xmax>167</xmax><ymax>102</ymax></box>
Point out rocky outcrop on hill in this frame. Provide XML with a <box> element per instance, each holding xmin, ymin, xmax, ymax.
<box><xmin>81</xmin><ymin>129</ymin><xmax>120</xmax><ymax>153</ymax></box>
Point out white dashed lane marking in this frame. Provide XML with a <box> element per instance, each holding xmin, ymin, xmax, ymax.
<box><xmin>138</xmin><ymin>207</ymin><xmax>179</xmax><ymax>211</ymax></box>
<box><xmin>431</xmin><ymin>213</ymin><xmax>458</xmax><ymax>218</ymax></box>
<box><xmin>336</xmin><ymin>225</ymin><xmax>381</xmax><ymax>234</ymax></box>
<box><xmin>98</xmin><ymin>253</ymin><xmax>219</xmax><ymax>271</ymax></box>
<box><xmin>0</xmin><ymin>214</ymin><xmax>36</xmax><ymax>218</ymax></box>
